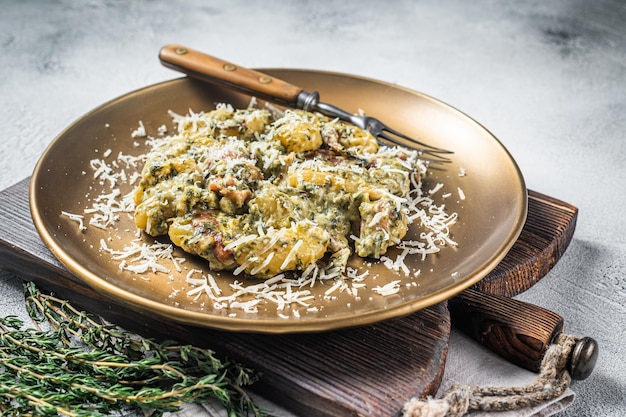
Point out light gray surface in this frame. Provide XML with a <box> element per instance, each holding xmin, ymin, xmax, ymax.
<box><xmin>1</xmin><ymin>1</ymin><xmax>624</xmax><ymax>415</ymax></box>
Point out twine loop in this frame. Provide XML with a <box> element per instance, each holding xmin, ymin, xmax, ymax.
<box><xmin>403</xmin><ymin>333</ymin><xmax>578</xmax><ymax>417</ymax></box>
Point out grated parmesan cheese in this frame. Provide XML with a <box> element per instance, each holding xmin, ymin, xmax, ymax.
<box><xmin>100</xmin><ymin>239</ymin><xmax>185</xmax><ymax>274</ymax></box>
<box><xmin>131</xmin><ymin>121</ymin><xmax>147</xmax><ymax>138</ymax></box>
<box><xmin>428</xmin><ymin>183</ymin><xmax>444</xmax><ymax>195</ymax></box>
<box><xmin>61</xmin><ymin>211</ymin><xmax>87</xmax><ymax>231</ymax></box>
<box><xmin>373</xmin><ymin>280</ymin><xmax>401</xmax><ymax>296</ymax></box>
<box><xmin>280</xmin><ymin>239</ymin><xmax>303</xmax><ymax>271</ymax></box>
<box><xmin>66</xmin><ymin>105</ymin><xmax>462</xmax><ymax>319</ymax></box>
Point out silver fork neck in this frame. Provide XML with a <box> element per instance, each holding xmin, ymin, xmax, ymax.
<box><xmin>296</xmin><ymin>90</ymin><xmax>320</xmax><ymax>111</ymax></box>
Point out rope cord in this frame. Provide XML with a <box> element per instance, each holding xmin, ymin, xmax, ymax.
<box><xmin>403</xmin><ymin>333</ymin><xmax>578</xmax><ymax>417</ymax></box>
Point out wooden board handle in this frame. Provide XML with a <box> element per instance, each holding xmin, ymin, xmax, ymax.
<box><xmin>450</xmin><ymin>288</ymin><xmax>563</xmax><ymax>373</ymax></box>
<box><xmin>451</xmin><ymin>289</ymin><xmax>598</xmax><ymax>379</ymax></box>
<box><xmin>159</xmin><ymin>44</ymin><xmax>303</xmax><ymax>106</ymax></box>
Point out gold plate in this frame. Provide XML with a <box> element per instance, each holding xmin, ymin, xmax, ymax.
<box><xmin>30</xmin><ymin>72</ymin><xmax>527</xmax><ymax>333</ymax></box>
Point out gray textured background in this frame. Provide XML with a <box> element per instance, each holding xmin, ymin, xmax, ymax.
<box><xmin>1</xmin><ymin>1</ymin><xmax>625</xmax><ymax>415</ymax></box>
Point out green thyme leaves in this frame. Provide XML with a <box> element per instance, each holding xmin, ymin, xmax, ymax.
<box><xmin>0</xmin><ymin>282</ymin><xmax>267</xmax><ymax>417</ymax></box>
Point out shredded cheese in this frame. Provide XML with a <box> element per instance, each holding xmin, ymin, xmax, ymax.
<box><xmin>373</xmin><ymin>280</ymin><xmax>401</xmax><ymax>296</ymax></box>
<box><xmin>66</xmin><ymin>105</ymin><xmax>461</xmax><ymax>319</ymax></box>
<box><xmin>61</xmin><ymin>211</ymin><xmax>87</xmax><ymax>231</ymax></box>
<box><xmin>131</xmin><ymin>121</ymin><xmax>147</xmax><ymax>138</ymax></box>
<box><xmin>100</xmin><ymin>239</ymin><xmax>185</xmax><ymax>274</ymax></box>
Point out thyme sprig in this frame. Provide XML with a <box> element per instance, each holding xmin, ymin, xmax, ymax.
<box><xmin>0</xmin><ymin>282</ymin><xmax>268</xmax><ymax>417</ymax></box>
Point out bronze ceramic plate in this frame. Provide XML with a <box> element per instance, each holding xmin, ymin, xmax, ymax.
<box><xmin>30</xmin><ymin>72</ymin><xmax>527</xmax><ymax>333</ymax></box>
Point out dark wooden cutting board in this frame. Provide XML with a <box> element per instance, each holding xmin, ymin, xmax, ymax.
<box><xmin>0</xmin><ymin>179</ymin><xmax>577</xmax><ymax>417</ymax></box>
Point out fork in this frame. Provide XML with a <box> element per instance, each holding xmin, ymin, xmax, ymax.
<box><xmin>159</xmin><ymin>44</ymin><xmax>452</xmax><ymax>163</ymax></box>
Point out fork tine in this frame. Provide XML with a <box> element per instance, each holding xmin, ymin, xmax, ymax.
<box><xmin>378</xmin><ymin>131</ymin><xmax>452</xmax><ymax>163</ymax></box>
<box><xmin>382</xmin><ymin>125</ymin><xmax>453</xmax><ymax>154</ymax></box>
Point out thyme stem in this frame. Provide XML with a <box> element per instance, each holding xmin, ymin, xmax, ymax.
<box><xmin>0</xmin><ymin>282</ymin><xmax>268</xmax><ymax>417</ymax></box>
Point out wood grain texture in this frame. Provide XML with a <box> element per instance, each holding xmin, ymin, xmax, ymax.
<box><xmin>159</xmin><ymin>44</ymin><xmax>303</xmax><ymax>106</ymax></box>
<box><xmin>224</xmin><ymin>309</ymin><xmax>449</xmax><ymax>417</ymax></box>
<box><xmin>449</xmin><ymin>288</ymin><xmax>563</xmax><ymax>373</ymax></box>
<box><xmin>0</xmin><ymin>179</ymin><xmax>578</xmax><ymax>416</ymax></box>
<box><xmin>0</xmin><ymin>178</ymin><xmax>449</xmax><ymax>417</ymax></box>
<box><xmin>473</xmin><ymin>190</ymin><xmax>578</xmax><ymax>297</ymax></box>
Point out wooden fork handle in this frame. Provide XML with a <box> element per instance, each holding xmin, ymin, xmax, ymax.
<box><xmin>450</xmin><ymin>288</ymin><xmax>598</xmax><ymax>380</ymax></box>
<box><xmin>159</xmin><ymin>44</ymin><xmax>303</xmax><ymax>106</ymax></box>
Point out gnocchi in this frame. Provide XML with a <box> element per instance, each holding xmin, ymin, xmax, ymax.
<box><xmin>134</xmin><ymin>105</ymin><xmax>425</xmax><ymax>279</ymax></box>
